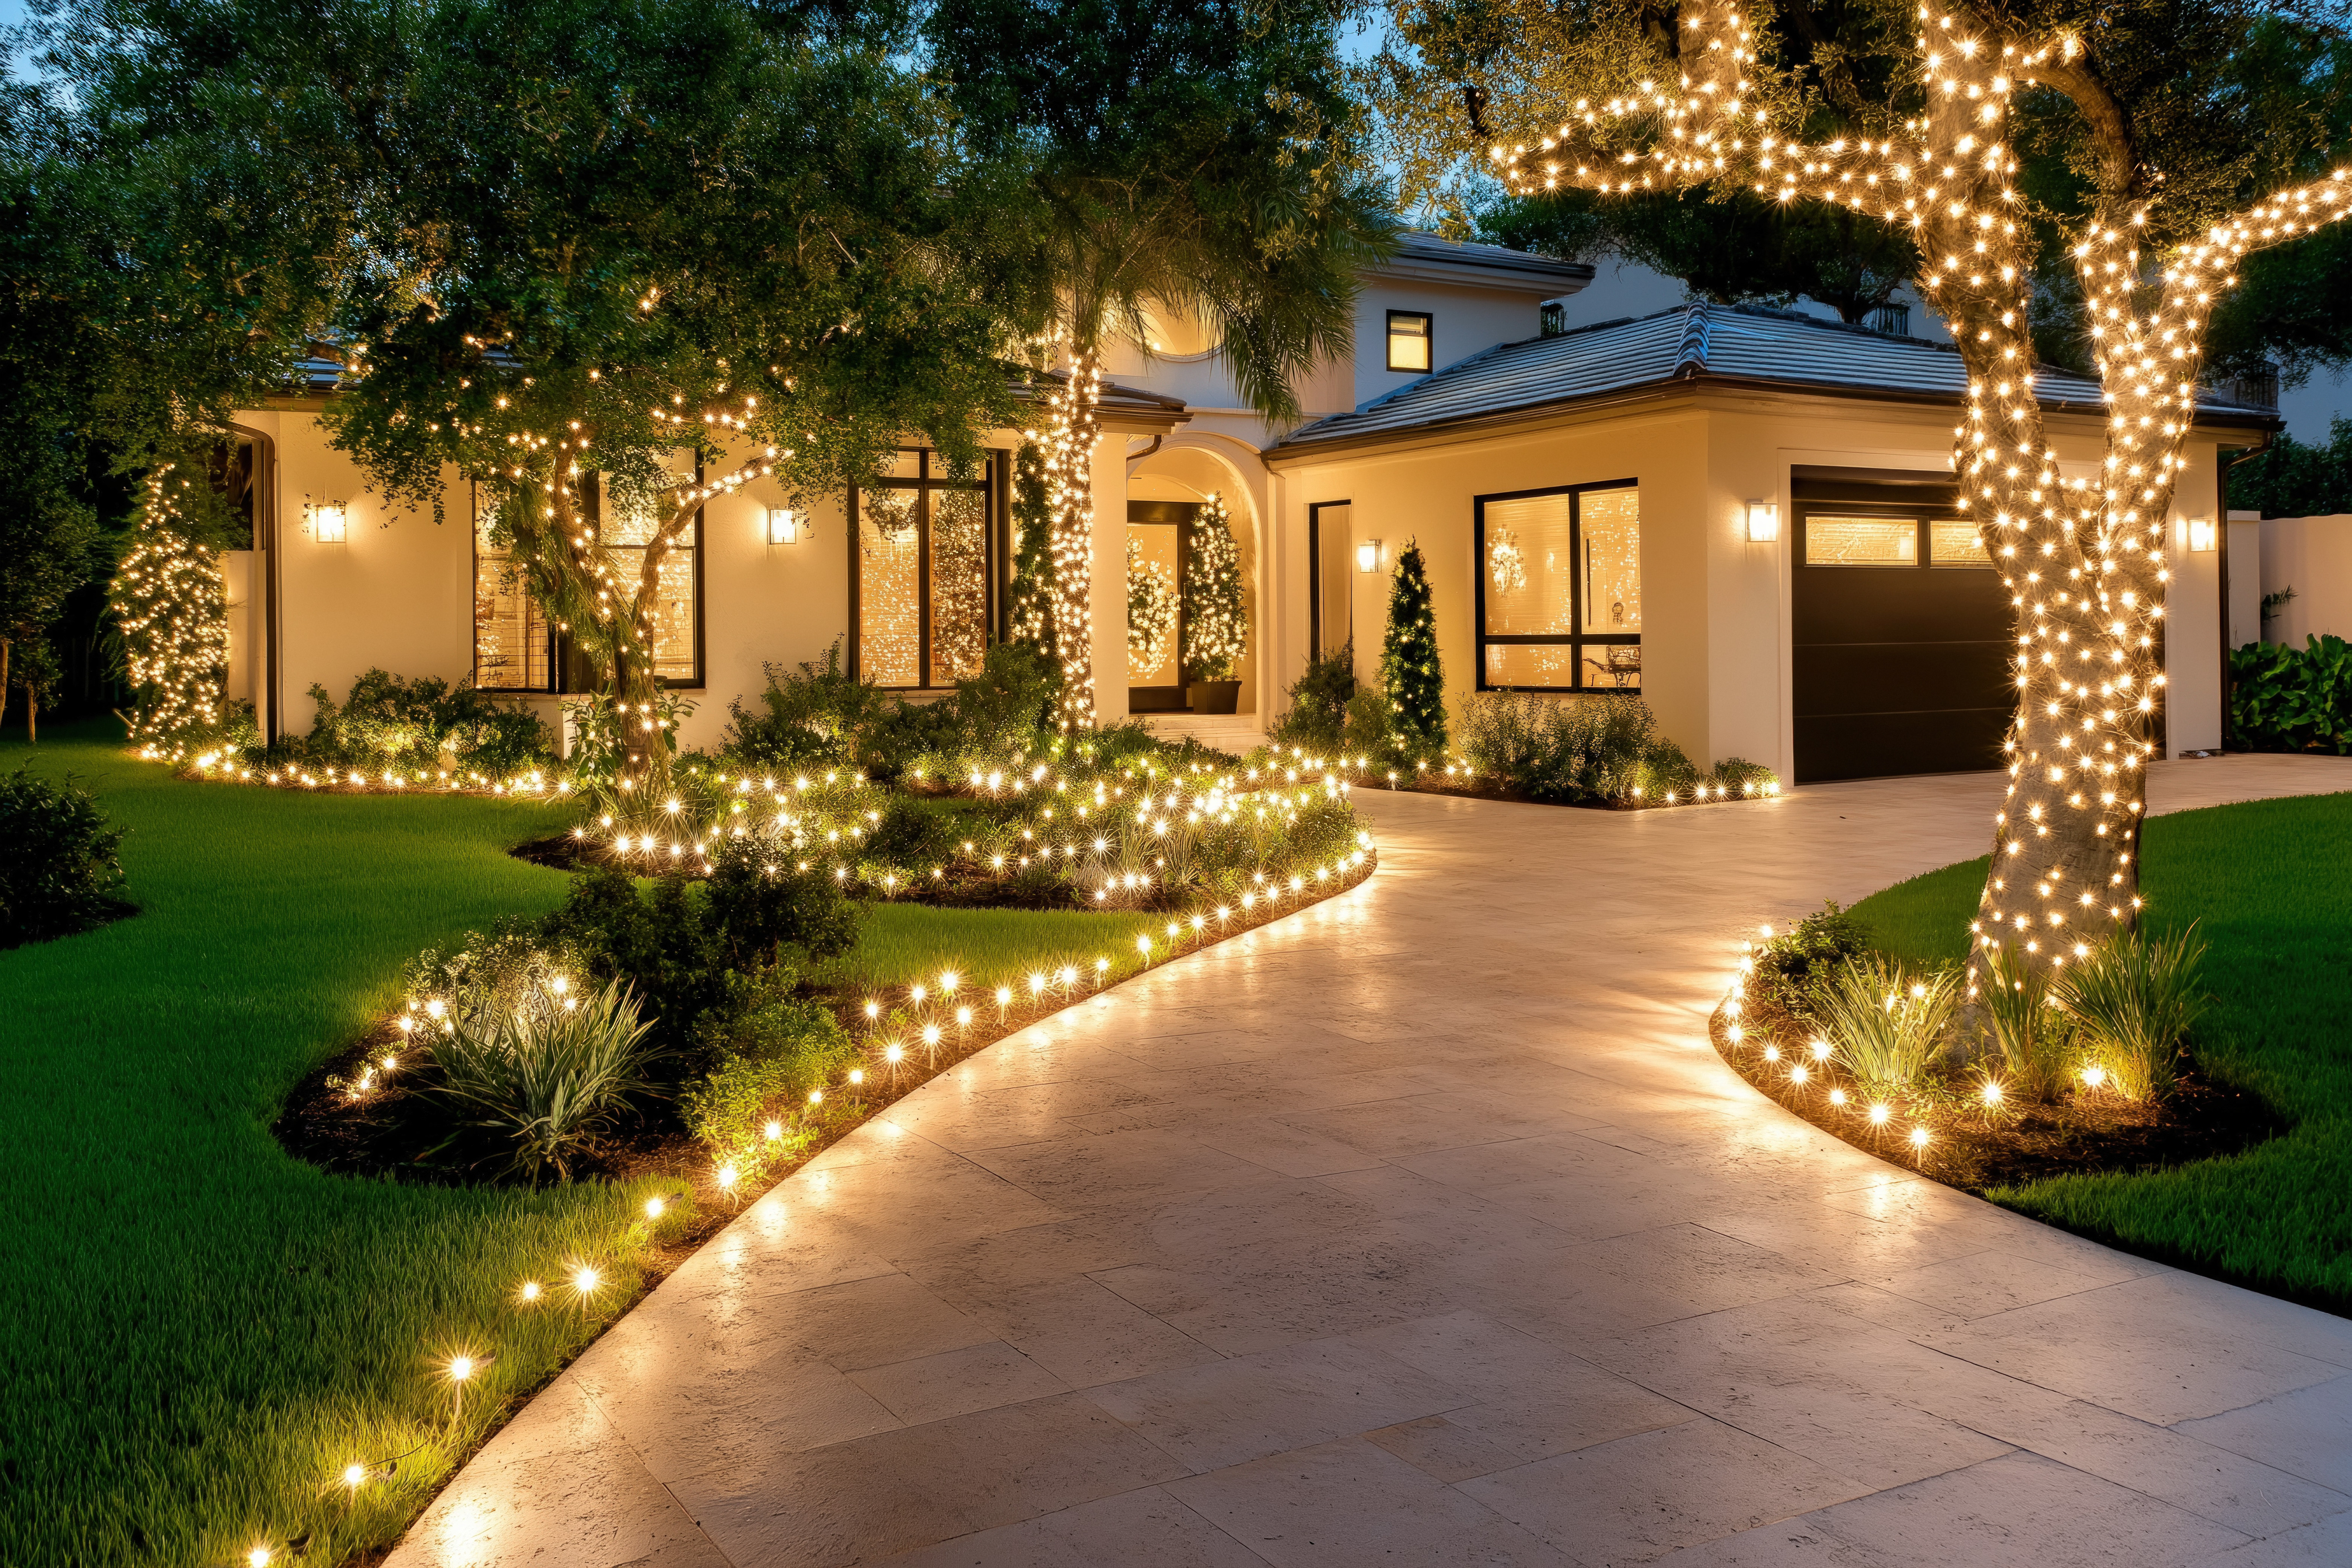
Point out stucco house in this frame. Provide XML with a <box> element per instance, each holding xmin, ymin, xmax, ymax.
<box><xmin>213</xmin><ymin>231</ymin><xmax>2279</xmax><ymax>785</ymax></box>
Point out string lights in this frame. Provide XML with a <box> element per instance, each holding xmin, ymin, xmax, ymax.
<box><xmin>1037</xmin><ymin>349</ymin><xmax>1102</xmax><ymax>731</ymax></box>
<box><xmin>112</xmin><ymin>466</ymin><xmax>230</xmax><ymax>762</ymax></box>
<box><xmin>1488</xmin><ymin>0</ymin><xmax>2352</xmax><ymax>979</ymax></box>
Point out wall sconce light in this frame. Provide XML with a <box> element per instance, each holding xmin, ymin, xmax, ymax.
<box><xmin>765</xmin><ymin>506</ymin><xmax>799</xmax><ymax>545</ymax></box>
<box><xmin>1356</xmin><ymin>539</ymin><xmax>1382</xmax><ymax>574</ymax></box>
<box><xmin>1745</xmin><ymin>501</ymin><xmax>1780</xmax><ymax>544</ymax></box>
<box><xmin>309</xmin><ymin>501</ymin><xmax>348</xmax><ymax>544</ymax></box>
<box><xmin>2186</xmin><ymin>518</ymin><xmax>2216</xmax><ymax>552</ymax></box>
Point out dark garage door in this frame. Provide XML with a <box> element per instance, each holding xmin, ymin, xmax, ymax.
<box><xmin>1792</xmin><ymin>469</ymin><xmax>2010</xmax><ymax>784</ymax></box>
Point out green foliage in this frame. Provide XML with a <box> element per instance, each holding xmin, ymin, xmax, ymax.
<box><xmin>928</xmin><ymin>0</ymin><xmax>1394</xmax><ymax>421</ymax></box>
<box><xmin>1271</xmin><ymin>643</ymin><xmax>1357</xmax><ymax>751</ymax></box>
<box><xmin>1749</xmin><ymin>901</ymin><xmax>1870</xmax><ymax>1026</ymax></box>
<box><xmin>2055</xmin><ymin>925</ymin><xmax>2211</xmax><ymax>1102</ymax></box>
<box><xmin>0</xmin><ymin>764</ymin><xmax>129</xmax><ymax>948</ymax></box>
<box><xmin>302</xmin><ymin>668</ymin><xmax>554</xmax><ymax>777</ymax></box>
<box><xmin>1455</xmin><ymin>691</ymin><xmax>1648</xmax><ymax>801</ymax></box>
<box><xmin>8</xmin><ymin>636</ymin><xmax>63</xmax><ymax>741</ymax></box>
<box><xmin>681</xmin><ymin>972</ymin><xmax>855</xmax><ymax>1154</ymax></box>
<box><xmin>2227</xmin><ymin>417</ymin><xmax>2352</xmax><ymax>519</ymax></box>
<box><xmin>724</xmin><ymin>641</ymin><xmax>886</xmax><ymax>774</ymax></box>
<box><xmin>1850</xmin><ymin>796</ymin><xmax>2352</xmax><ymax>1305</ymax></box>
<box><xmin>1007</xmin><ymin>440</ymin><xmax>1058</xmax><ymax>664</ymax></box>
<box><xmin>1181</xmin><ymin>496</ymin><xmax>1248</xmax><ymax>681</ymax></box>
<box><xmin>704</xmin><ymin>838</ymin><xmax>864</xmax><ymax>971</ymax></box>
<box><xmin>1814</xmin><ymin>955</ymin><xmax>1962</xmax><ymax>1100</ymax></box>
<box><xmin>2228</xmin><ymin>634</ymin><xmax>2352</xmax><ymax>754</ymax></box>
<box><xmin>1343</xmin><ymin>687</ymin><xmax>1397</xmax><ymax>761</ymax></box>
<box><xmin>427</xmin><ymin>977</ymin><xmax>658</xmax><ymax>1183</ymax></box>
<box><xmin>1980</xmin><ymin>942</ymin><xmax>2072</xmax><ymax>1102</ymax></box>
<box><xmin>1480</xmin><ymin>189</ymin><xmax>1917</xmax><ymax>324</ymax></box>
<box><xmin>1380</xmin><ymin>542</ymin><xmax>1447</xmax><ymax>759</ymax></box>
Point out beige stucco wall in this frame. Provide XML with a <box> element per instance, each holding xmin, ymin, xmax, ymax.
<box><xmin>1265</xmin><ymin>391</ymin><xmax>2250</xmax><ymax>781</ymax></box>
<box><xmin>236</xmin><ymin>410</ymin><xmax>1154</xmax><ymax>753</ymax></box>
<box><xmin>2258</xmin><ymin>513</ymin><xmax>2352</xmax><ymax>648</ymax></box>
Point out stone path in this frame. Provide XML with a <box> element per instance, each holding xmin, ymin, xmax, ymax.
<box><xmin>389</xmin><ymin>756</ymin><xmax>2352</xmax><ymax>1568</ymax></box>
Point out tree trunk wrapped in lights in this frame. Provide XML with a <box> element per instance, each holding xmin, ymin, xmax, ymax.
<box><xmin>1484</xmin><ymin>0</ymin><xmax>2351</xmax><ymax>980</ymax></box>
<box><xmin>110</xmin><ymin>466</ymin><xmax>230</xmax><ymax>760</ymax></box>
<box><xmin>1037</xmin><ymin>351</ymin><xmax>1102</xmax><ymax>732</ymax></box>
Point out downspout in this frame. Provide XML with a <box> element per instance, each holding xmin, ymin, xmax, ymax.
<box><xmin>2218</xmin><ymin>429</ymin><xmax>2276</xmax><ymax>753</ymax></box>
<box><xmin>1125</xmin><ymin>434</ymin><xmax>1164</xmax><ymax>466</ymax></box>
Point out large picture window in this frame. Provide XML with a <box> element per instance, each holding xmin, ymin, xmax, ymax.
<box><xmin>472</xmin><ymin>457</ymin><xmax>704</xmax><ymax>692</ymax></box>
<box><xmin>851</xmin><ymin>449</ymin><xmax>1002</xmax><ymax>689</ymax></box>
<box><xmin>1476</xmin><ymin>481</ymin><xmax>1641</xmax><ymax>690</ymax></box>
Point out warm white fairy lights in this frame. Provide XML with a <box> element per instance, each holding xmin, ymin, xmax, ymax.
<box><xmin>1491</xmin><ymin>0</ymin><xmax>2352</xmax><ymax>979</ymax></box>
<box><xmin>1037</xmin><ymin>351</ymin><xmax>1102</xmax><ymax>731</ymax></box>
<box><xmin>113</xmin><ymin>466</ymin><xmax>230</xmax><ymax>761</ymax></box>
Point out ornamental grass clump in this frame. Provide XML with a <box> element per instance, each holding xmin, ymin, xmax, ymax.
<box><xmin>1815</xmin><ymin>954</ymin><xmax>1961</xmax><ymax>1101</ymax></box>
<box><xmin>427</xmin><ymin>976</ymin><xmax>658</xmax><ymax>1183</ymax></box>
<box><xmin>2053</xmin><ymin>924</ymin><xmax>2210</xmax><ymax>1101</ymax></box>
<box><xmin>1978</xmin><ymin>941</ymin><xmax>2071</xmax><ymax>1101</ymax></box>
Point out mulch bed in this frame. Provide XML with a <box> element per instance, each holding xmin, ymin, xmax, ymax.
<box><xmin>1351</xmin><ymin>774</ymin><xmax>1768</xmax><ymax>812</ymax></box>
<box><xmin>1708</xmin><ymin>986</ymin><xmax>2284</xmax><ymax>1193</ymax></box>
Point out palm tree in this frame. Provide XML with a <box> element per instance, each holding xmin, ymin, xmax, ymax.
<box><xmin>930</xmin><ymin>0</ymin><xmax>1395</xmax><ymax>730</ymax></box>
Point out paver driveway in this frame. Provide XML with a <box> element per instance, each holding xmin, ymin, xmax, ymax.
<box><xmin>389</xmin><ymin>756</ymin><xmax>2352</xmax><ymax>1568</ymax></box>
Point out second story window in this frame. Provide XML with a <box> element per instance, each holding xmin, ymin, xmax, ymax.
<box><xmin>1386</xmin><ymin>310</ymin><xmax>1433</xmax><ymax>373</ymax></box>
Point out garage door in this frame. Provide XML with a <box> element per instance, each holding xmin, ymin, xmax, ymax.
<box><xmin>1792</xmin><ymin>469</ymin><xmax>2011</xmax><ymax>784</ymax></box>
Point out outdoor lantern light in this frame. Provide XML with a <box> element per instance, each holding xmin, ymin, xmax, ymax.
<box><xmin>1356</xmin><ymin>539</ymin><xmax>1382</xmax><ymax>574</ymax></box>
<box><xmin>1745</xmin><ymin>501</ymin><xmax>1780</xmax><ymax>543</ymax></box>
<box><xmin>2187</xmin><ymin>517</ymin><xmax>2216</xmax><ymax>552</ymax></box>
<box><xmin>765</xmin><ymin>506</ymin><xmax>798</xmax><ymax>545</ymax></box>
<box><xmin>310</xmin><ymin>502</ymin><xmax>348</xmax><ymax>544</ymax></box>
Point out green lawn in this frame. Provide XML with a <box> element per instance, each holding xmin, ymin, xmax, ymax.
<box><xmin>0</xmin><ymin>718</ymin><xmax>1245</xmax><ymax>1566</ymax></box>
<box><xmin>1851</xmin><ymin>791</ymin><xmax>2352</xmax><ymax>1308</ymax></box>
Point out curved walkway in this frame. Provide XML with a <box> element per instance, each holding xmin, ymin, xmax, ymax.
<box><xmin>392</xmin><ymin>756</ymin><xmax>2352</xmax><ymax>1568</ymax></box>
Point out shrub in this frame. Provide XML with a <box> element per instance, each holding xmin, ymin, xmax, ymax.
<box><xmin>1271</xmin><ymin>644</ymin><xmax>1355</xmax><ymax>750</ymax></box>
<box><xmin>704</xmin><ymin>838</ymin><xmax>864</xmax><ymax>968</ymax></box>
<box><xmin>2055</xmin><ymin>924</ymin><xmax>2210</xmax><ymax>1101</ymax></box>
<box><xmin>426</xmin><ymin>976</ymin><xmax>657</xmax><ymax>1182</ymax></box>
<box><xmin>1978</xmin><ymin>942</ymin><xmax>2071</xmax><ymax>1100</ymax></box>
<box><xmin>304</xmin><ymin>668</ymin><xmax>553</xmax><ymax>775</ymax></box>
<box><xmin>2228</xmin><ymin>634</ymin><xmax>2352</xmax><ymax>754</ymax></box>
<box><xmin>1816</xmin><ymin>955</ymin><xmax>1961</xmax><ymax>1101</ymax></box>
<box><xmin>948</xmin><ymin>642</ymin><xmax>1057</xmax><ymax>761</ymax></box>
<box><xmin>1343</xmin><ymin>687</ymin><xmax>1396</xmax><ymax>762</ymax></box>
<box><xmin>1750</xmin><ymin>901</ymin><xmax>1869</xmax><ymax>1024</ymax></box>
<box><xmin>724</xmin><ymin>641</ymin><xmax>887</xmax><ymax>773</ymax></box>
<box><xmin>681</xmin><ymin>973</ymin><xmax>856</xmax><ymax>1153</ymax></box>
<box><xmin>539</xmin><ymin>869</ymin><xmax>732</xmax><ymax>1060</ymax></box>
<box><xmin>1453</xmin><ymin>692</ymin><xmax>1716</xmax><ymax>803</ymax></box>
<box><xmin>0</xmin><ymin>766</ymin><xmax>130</xmax><ymax>948</ymax></box>
<box><xmin>859</xmin><ymin>797</ymin><xmax>968</xmax><ymax>880</ymax></box>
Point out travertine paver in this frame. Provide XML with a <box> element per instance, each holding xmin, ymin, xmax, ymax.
<box><xmin>387</xmin><ymin>756</ymin><xmax>2352</xmax><ymax>1568</ymax></box>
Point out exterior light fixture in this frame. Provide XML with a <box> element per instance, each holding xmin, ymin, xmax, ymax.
<box><xmin>310</xmin><ymin>501</ymin><xmax>348</xmax><ymax>543</ymax></box>
<box><xmin>2186</xmin><ymin>517</ymin><xmax>2216</xmax><ymax>552</ymax></box>
<box><xmin>1356</xmin><ymin>539</ymin><xmax>1382</xmax><ymax>574</ymax></box>
<box><xmin>1745</xmin><ymin>501</ymin><xmax>1780</xmax><ymax>543</ymax></box>
<box><xmin>765</xmin><ymin>506</ymin><xmax>798</xmax><ymax>545</ymax></box>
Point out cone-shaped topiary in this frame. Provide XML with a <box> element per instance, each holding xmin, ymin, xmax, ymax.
<box><xmin>111</xmin><ymin>465</ymin><xmax>229</xmax><ymax>761</ymax></box>
<box><xmin>1181</xmin><ymin>493</ymin><xmax>1248</xmax><ymax>682</ymax></box>
<box><xmin>1381</xmin><ymin>539</ymin><xmax>1446</xmax><ymax>760</ymax></box>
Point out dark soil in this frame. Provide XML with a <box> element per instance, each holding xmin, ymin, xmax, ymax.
<box><xmin>1708</xmin><ymin>989</ymin><xmax>2286</xmax><ymax>1193</ymax></box>
<box><xmin>1354</xmin><ymin>774</ymin><xmax>1766</xmax><ymax>812</ymax></box>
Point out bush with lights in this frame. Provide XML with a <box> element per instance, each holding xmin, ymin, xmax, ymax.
<box><xmin>1181</xmin><ymin>493</ymin><xmax>1248</xmax><ymax>684</ymax></box>
<box><xmin>1378</xmin><ymin>540</ymin><xmax>1447</xmax><ymax>763</ymax></box>
<box><xmin>112</xmin><ymin>466</ymin><xmax>230</xmax><ymax>762</ymax></box>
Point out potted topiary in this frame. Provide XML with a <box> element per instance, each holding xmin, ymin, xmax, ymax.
<box><xmin>1181</xmin><ymin>494</ymin><xmax>1248</xmax><ymax>714</ymax></box>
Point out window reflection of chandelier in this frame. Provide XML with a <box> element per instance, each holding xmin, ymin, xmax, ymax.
<box><xmin>1490</xmin><ymin>527</ymin><xmax>1526</xmax><ymax>594</ymax></box>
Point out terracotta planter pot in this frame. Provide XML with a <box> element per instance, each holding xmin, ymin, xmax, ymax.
<box><xmin>1187</xmin><ymin>679</ymin><xmax>1241</xmax><ymax>715</ymax></box>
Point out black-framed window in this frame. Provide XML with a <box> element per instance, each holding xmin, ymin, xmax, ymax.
<box><xmin>1386</xmin><ymin>310</ymin><xmax>1433</xmax><ymax>373</ymax></box>
<box><xmin>1800</xmin><ymin>513</ymin><xmax>1993</xmax><ymax>569</ymax></box>
<box><xmin>849</xmin><ymin>448</ymin><xmax>1004</xmax><ymax>689</ymax></box>
<box><xmin>1307</xmin><ymin>500</ymin><xmax>1354</xmax><ymax>658</ymax></box>
<box><xmin>1476</xmin><ymin>480</ymin><xmax>1642</xmax><ymax>691</ymax></box>
<box><xmin>472</xmin><ymin>455</ymin><xmax>705</xmax><ymax>693</ymax></box>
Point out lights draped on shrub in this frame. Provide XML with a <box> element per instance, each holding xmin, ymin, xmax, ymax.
<box><xmin>1038</xmin><ymin>353</ymin><xmax>1101</xmax><ymax>731</ymax></box>
<box><xmin>1008</xmin><ymin>440</ymin><xmax>1056</xmax><ymax>663</ymax></box>
<box><xmin>1380</xmin><ymin>540</ymin><xmax>1446</xmax><ymax>760</ymax></box>
<box><xmin>112</xmin><ymin>466</ymin><xmax>229</xmax><ymax>761</ymax></box>
<box><xmin>1487</xmin><ymin>0</ymin><xmax>2352</xmax><ymax>980</ymax></box>
<box><xmin>1125</xmin><ymin>537</ymin><xmax>1177</xmax><ymax>679</ymax></box>
<box><xmin>1181</xmin><ymin>492</ymin><xmax>1248</xmax><ymax>683</ymax></box>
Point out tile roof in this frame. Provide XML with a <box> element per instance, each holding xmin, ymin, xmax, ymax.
<box><xmin>1275</xmin><ymin>303</ymin><xmax>2279</xmax><ymax>450</ymax></box>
